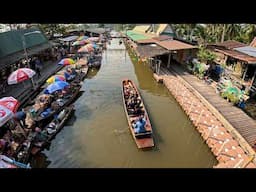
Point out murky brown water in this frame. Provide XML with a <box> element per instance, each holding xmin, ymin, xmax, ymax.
<box><xmin>33</xmin><ymin>38</ymin><xmax>217</xmax><ymax>168</ymax></box>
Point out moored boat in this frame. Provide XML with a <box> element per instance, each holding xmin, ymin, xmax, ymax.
<box><xmin>121</xmin><ymin>79</ymin><xmax>154</xmax><ymax>149</ymax></box>
<box><xmin>30</xmin><ymin>105</ymin><xmax>74</xmax><ymax>155</ymax></box>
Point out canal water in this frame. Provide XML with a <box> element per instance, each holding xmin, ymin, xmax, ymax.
<box><xmin>33</xmin><ymin>38</ymin><xmax>217</xmax><ymax>168</ymax></box>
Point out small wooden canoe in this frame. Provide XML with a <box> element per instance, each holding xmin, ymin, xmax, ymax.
<box><xmin>30</xmin><ymin>105</ymin><xmax>74</xmax><ymax>155</ymax></box>
<box><xmin>121</xmin><ymin>79</ymin><xmax>154</xmax><ymax>149</ymax></box>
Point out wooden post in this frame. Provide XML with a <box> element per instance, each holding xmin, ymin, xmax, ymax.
<box><xmin>167</xmin><ymin>53</ymin><xmax>171</xmax><ymax>68</ymax></box>
<box><xmin>249</xmin><ymin>69</ymin><xmax>256</xmax><ymax>91</ymax></box>
<box><xmin>242</xmin><ymin>63</ymin><xmax>248</xmax><ymax>82</ymax></box>
<box><xmin>196</xmin><ymin>110</ymin><xmax>204</xmax><ymax>126</ymax></box>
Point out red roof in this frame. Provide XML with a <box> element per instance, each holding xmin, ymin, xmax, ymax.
<box><xmin>156</xmin><ymin>40</ymin><xmax>196</xmax><ymax>50</ymax></box>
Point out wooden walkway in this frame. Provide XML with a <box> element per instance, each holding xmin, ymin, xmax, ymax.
<box><xmin>162</xmin><ymin>64</ymin><xmax>256</xmax><ymax>147</ymax></box>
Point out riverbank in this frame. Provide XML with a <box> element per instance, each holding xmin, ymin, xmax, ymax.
<box><xmin>154</xmin><ymin>69</ymin><xmax>256</xmax><ymax>168</ymax></box>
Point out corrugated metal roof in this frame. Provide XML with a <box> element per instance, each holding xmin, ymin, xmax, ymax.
<box><xmin>210</xmin><ymin>40</ymin><xmax>246</xmax><ymax>49</ymax></box>
<box><xmin>137</xmin><ymin>39</ymin><xmax>156</xmax><ymax>44</ymax></box>
<box><xmin>234</xmin><ymin>46</ymin><xmax>256</xmax><ymax>58</ymax></box>
<box><xmin>0</xmin><ymin>27</ymin><xmax>48</xmax><ymax>58</ymax></box>
<box><xmin>137</xmin><ymin>35</ymin><xmax>173</xmax><ymax>44</ymax></box>
<box><xmin>156</xmin><ymin>40</ymin><xmax>196</xmax><ymax>50</ymax></box>
<box><xmin>136</xmin><ymin>44</ymin><xmax>169</xmax><ymax>58</ymax></box>
<box><xmin>215</xmin><ymin>48</ymin><xmax>256</xmax><ymax>64</ymax></box>
<box><xmin>126</xmin><ymin>30</ymin><xmax>153</xmax><ymax>41</ymax></box>
<box><xmin>152</xmin><ymin>35</ymin><xmax>173</xmax><ymax>41</ymax></box>
<box><xmin>59</xmin><ymin>35</ymin><xmax>78</xmax><ymax>42</ymax></box>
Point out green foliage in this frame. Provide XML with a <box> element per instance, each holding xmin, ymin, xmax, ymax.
<box><xmin>174</xmin><ymin>24</ymin><xmax>256</xmax><ymax>44</ymax></box>
<box><xmin>197</xmin><ymin>46</ymin><xmax>216</xmax><ymax>64</ymax></box>
<box><xmin>37</xmin><ymin>24</ymin><xmax>68</xmax><ymax>38</ymax></box>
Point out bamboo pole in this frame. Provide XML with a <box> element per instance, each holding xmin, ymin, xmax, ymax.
<box><xmin>234</xmin><ymin>159</ymin><xmax>244</xmax><ymax>168</ymax></box>
<box><xmin>206</xmin><ymin>125</ymin><xmax>214</xmax><ymax>140</ymax></box>
<box><xmin>196</xmin><ymin>110</ymin><xmax>204</xmax><ymax>126</ymax></box>
<box><xmin>216</xmin><ymin>139</ymin><xmax>228</xmax><ymax>156</ymax></box>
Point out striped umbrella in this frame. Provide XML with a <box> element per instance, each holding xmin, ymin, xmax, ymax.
<box><xmin>8</xmin><ymin>68</ymin><xmax>36</xmax><ymax>85</ymax></box>
<box><xmin>0</xmin><ymin>105</ymin><xmax>14</xmax><ymax>127</ymax></box>
<box><xmin>78</xmin><ymin>44</ymin><xmax>95</xmax><ymax>53</ymax></box>
<box><xmin>58</xmin><ymin>58</ymin><xmax>75</xmax><ymax>66</ymax></box>
<box><xmin>46</xmin><ymin>75</ymin><xmax>66</xmax><ymax>84</ymax></box>
<box><xmin>0</xmin><ymin>97</ymin><xmax>20</xmax><ymax>113</ymax></box>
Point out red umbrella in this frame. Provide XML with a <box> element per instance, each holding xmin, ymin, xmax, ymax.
<box><xmin>0</xmin><ymin>97</ymin><xmax>20</xmax><ymax>113</ymax></box>
<box><xmin>8</xmin><ymin>68</ymin><xmax>36</xmax><ymax>85</ymax></box>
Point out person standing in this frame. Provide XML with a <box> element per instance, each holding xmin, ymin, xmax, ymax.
<box><xmin>35</xmin><ymin>58</ymin><xmax>42</xmax><ymax>78</ymax></box>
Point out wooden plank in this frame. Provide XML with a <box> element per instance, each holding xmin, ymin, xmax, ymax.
<box><xmin>169</xmin><ymin>65</ymin><xmax>256</xmax><ymax>163</ymax></box>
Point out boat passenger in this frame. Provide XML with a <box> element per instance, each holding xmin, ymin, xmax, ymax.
<box><xmin>133</xmin><ymin>115</ymin><xmax>146</xmax><ymax>134</ymax></box>
<box><xmin>14</xmin><ymin>110</ymin><xmax>27</xmax><ymax>129</ymax></box>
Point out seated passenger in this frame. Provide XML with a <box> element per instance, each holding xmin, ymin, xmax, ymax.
<box><xmin>133</xmin><ymin>116</ymin><xmax>146</xmax><ymax>134</ymax></box>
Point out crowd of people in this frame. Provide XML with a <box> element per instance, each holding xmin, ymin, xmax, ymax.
<box><xmin>123</xmin><ymin>80</ymin><xmax>147</xmax><ymax>134</ymax></box>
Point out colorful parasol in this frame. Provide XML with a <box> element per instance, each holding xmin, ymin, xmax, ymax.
<box><xmin>46</xmin><ymin>75</ymin><xmax>66</xmax><ymax>84</ymax></box>
<box><xmin>77</xmin><ymin>44</ymin><xmax>95</xmax><ymax>53</ymax></box>
<box><xmin>8</xmin><ymin>68</ymin><xmax>36</xmax><ymax>85</ymax></box>
<box><xmin>58</xmin><ymin>58</ymin><xmax>75</xmax><ymax>66</ymax></box>
<box><xmin>44</xmin><ymin>81</ymin><xmax>70</xmax><ymax>94</ymax></box>
<box><xmin>77</xmin><ymin>36</ymin><xmax>89</xmax><ymax>41</ymax></box>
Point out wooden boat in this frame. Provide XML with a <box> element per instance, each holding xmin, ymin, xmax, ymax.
<box><xmin>30</xmin><ymin>105</ymin><xmax>74</xmax><ymax>155</ymax></box>
<box><xmin>121</xmin><ymin>79</ymin><xmax>154</xmax><ymax>149</ymax></box>
<box><xmin>31</xmin><ymin>84</ymin><xmax>81</xmax><ymax>125</ymax></box>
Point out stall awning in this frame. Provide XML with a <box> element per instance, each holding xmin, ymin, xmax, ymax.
<box><xmin>59</xmin><ymin>35</ymin><xmax>78</xmax><ymax>42</ymax></box>
<box><xmin>156</xmin><ymin>40</ymin><xmax>196</xmax><ymax>51</ymax></box>
<box><xmin>0</xmin><ymin>42</ymin><xmax>52</xmax><ymax>70</ymax></box>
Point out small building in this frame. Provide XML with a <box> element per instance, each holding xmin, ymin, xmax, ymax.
<box><xmin>0</xmin><ymin>27</ymin><xmax>52</xmax><ymax>79</ymax></box>
<box><xmin>207</xmin><ymin>40</ymin><xmax>256</xmax><ymax>81</ymax></box>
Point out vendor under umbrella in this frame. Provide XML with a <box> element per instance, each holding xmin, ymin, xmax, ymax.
<box><xmin>13</xmin><ymin>110</ymin><xmax>27</xmax><ymax>129</ymax></box>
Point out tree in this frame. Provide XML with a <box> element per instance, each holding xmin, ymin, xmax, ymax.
<box><xmin>37</xmin><ymin>24</ymin><xmax>69</xmax><ymax>38</ymax></box>
<box><xmin>197</xmin><ymin>46</ymin><xmax>217</xmax><ymax>64</ymax></box>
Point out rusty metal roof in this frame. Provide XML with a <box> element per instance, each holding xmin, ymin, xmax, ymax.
<box><xmin>210</xmin><ymin>40</ymin><xmax>246</xmax><ymax>49</ymax></box>
<box><xmin>152</xmin><ymin>35</ymin><xmax>173</xmax><ymax>41</ymax></box>
<box><xmin>136</xmin><ymin>44</ymin><xmax>169</xmax><ymax>58</ymax></box>
<box><xmin>156</xmin><ymin>40</ymin><xmax>196</xmax><ymax>50</ymax></box>
<box><xmin>215</xmin><ymin>48</ymin><xmax>256</xmax><ymax>64</ymax></box>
